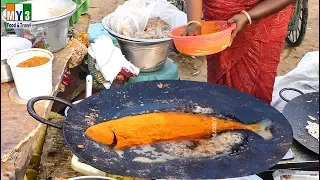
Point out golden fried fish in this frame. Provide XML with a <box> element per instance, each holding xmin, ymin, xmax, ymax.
<box><xmin>85</xmin><ymin>112</ymin><xmax>273</xmax><ymax>150</ymax></box>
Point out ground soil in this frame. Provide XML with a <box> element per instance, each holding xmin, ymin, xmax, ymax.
<box><xmin>88</xmin><ymin>0</ymin><xmax>319</xmax><ymax>81</ymax></box>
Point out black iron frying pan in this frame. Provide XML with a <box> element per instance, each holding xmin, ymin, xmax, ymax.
<box><xmin>27</xmin><ymin>80</ymin><xmax>293</xmax><ymax>179</ymax></box>
<box><xmin>280</xmin><ymin>88</ymin><xmax>319</xmax><ymax>154</ymax></box>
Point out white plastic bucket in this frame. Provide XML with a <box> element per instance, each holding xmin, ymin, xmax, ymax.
<box><xmin>7</xmin><ymin>48</ymin><xmax>53</xmax><ymax>100</ymax></box>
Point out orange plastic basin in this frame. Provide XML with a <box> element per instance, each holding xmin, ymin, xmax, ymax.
<box><xmin>168</xmin><ymin>21</ymin><xmax>236</xmax><ymax>56</ymax></box>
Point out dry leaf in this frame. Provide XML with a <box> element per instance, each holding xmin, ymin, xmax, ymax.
<box><xmin>67</xmin><ymin>38</ymin><xmax>88</xmax><ymax>68</ymax></box>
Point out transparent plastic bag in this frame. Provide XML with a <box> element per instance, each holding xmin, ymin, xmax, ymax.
<box><xmin>105</xmin><ymin>0</ymin><xmax>187</xmax><ymax>38</ymax></box>
<box><xmin>21</xmin><ymin>26</ymin><xmax>50</xmax><ymax>50</ymax></box>
<box><xmin>105</xmin><ymin>0</ymin><xmax>152</xmax><ymax>37</ymax></box>
<box><xmin>148</xmin><ymin>0</ymin><xmax>187</xmax><ymax>29</ymax></box>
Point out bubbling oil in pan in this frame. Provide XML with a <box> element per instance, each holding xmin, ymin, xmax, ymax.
<box><xmin>129</xmin><ymin>132</ymin><xmax>246</xmax><ymax>163</ymax></box>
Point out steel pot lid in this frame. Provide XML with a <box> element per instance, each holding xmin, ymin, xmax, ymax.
<box><xmin>2</xmin><ymin>0</ymin><xmax>76</xmax><ymax>22</ymax></box>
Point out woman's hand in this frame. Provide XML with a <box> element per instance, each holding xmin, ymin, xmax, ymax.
<box><xmin>227</xmin><ymin>13</ymin><xmax>250</xmax><ymax>46</ymax></box>
<box><xmin>182</xmin><ymin>23</ymin><xmax>202</xmax><ymax>36</ymax></box>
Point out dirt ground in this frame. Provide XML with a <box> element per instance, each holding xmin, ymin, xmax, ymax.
<box><xmin>88</xmin><ymin>0</ymin><xmax>319</xmax><ymax>82</ymax></box>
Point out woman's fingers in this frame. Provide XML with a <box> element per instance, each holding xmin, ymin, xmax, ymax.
<box><xmin>181</xmin><ymin>31</ymin><xmax>199</xmax><ymax>36</ymax></box>
<box><xmin>227</xmin><ymin>17</ymin><xmax>235</xmax><ymax>24</ymax></box>
<box><xmin>229</xmin><ymin>27</ymin><xmax>241</xmax><ymax>47</ymax></box>
<box><xmin>181</xmin><ymin>23</ymin><xmax>201</xmax><ymax>36</ymax></box>
<box><xmin>228</xmin><ymin>18</ymin><xmax>237</xmax><ymax>47</ymax></box>
<box><xmin>228</xmin><ymin>17</ymin><xmax>236</xmax><ymax>47</ymax></box>
<box><xmin>181</xmin><ymin>31</ymin><xmax>195</xmax><ymax>36</ymax></box>
<box><xmin>182</xmin><ymin>31</ymin><xmax>187</xmax><ymax>36</ymax></box>
<box><xmin>229</xmin><ymin>34</ymin><xmax>234</xmax><ymax>47</ymax></box>
<box><xmin>228</xmin><ymin>13</ymin><xmax>250</xmax><ymax>47</ymax></box>
<box><xmin>229</xmin><ymin>30</ymin><xmax>236</xmax><ymax>47</ymax></box>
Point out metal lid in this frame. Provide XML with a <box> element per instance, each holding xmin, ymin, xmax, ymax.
<box><xmin>2</xmin><ymin>0</ymin><xmax>76</xmax><ymax>22</ymax></box>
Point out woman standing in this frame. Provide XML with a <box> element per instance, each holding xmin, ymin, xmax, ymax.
<box><xmin>184</xmin><ymin>0</ymin><xmax>296</xmax><ymax>103</ymax></box>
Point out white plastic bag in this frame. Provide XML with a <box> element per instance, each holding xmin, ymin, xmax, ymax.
<box><xmin>88</xmin><ymin>35</ymin><xmax>140</xmax><ymax>89</ymax></box>
<box><xmin>270</xmin><ymin>51</ymin><xmax>319</xmax><ymax>113</ymax></box>
<box><xmin>105</xmin><ymin>0</ymin><xmax>187</xmax><ymax>37</ymax></box>
<box><xmin>148</xmin><ymin>0</ymin><xmax>187</xmax><ymax>29</ymax></box>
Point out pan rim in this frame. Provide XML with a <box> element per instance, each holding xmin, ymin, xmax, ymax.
<box><xmin>282</xmin><ymin>92</ymin><xmax>319</xmax><ymax>155</ymax></box>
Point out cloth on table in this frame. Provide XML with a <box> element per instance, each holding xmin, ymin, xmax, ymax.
<box><xmin>61</xmin><ymin>68</ymin><xmax>74</xmax><ymax>86</ymax></box>
<box><xmin>88</xmin><ymin>35</ymin><xmax>140</xmax><ymax>89</ymax></box>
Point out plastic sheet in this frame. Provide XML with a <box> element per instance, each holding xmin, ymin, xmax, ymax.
<box><xmin>104</xmin><ymin>0</ymin><xmax>187</xmax><ymax>38</ymax></box>
<box><xmin>22</xmin><ymin>26</ymin><xmax>50</xmax><ymax>50</ymax></box>
<box><xmin>271</xmin><ymin>51</ymin><xmax>319</xmax><ymax>113</ymax></box>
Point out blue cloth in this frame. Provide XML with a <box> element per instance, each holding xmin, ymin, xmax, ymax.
<box><xmin>128</xmin><ymin>59</ymin><xmax>180</xmax><ymax>83</ymax></box>
<box><xmin>88</xmin><ymin>23</ymin><xmax>119</xmax><ymax>46</ymax></box>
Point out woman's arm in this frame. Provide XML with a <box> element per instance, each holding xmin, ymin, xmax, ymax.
<box><xmin>228</xmin><ymin>0</ymin><xmax>296</xmax><ymax>46</ymax></box>
<box><xmin>185</xmin><ymin>0</ymin><xmax>203</xmax><ymax>22</ymax></box>
<box><xmin>248</xmin><ymin>0</ymin><xmax>296</xmax><ymax>21</ymax></box>
<box><xmin>182</xmin><ymin>0</ymin><xmax>203</xmax><ymax>36</ymax></box>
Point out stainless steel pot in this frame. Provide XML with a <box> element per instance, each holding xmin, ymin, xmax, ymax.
<box><xmin>1</xmin><ymin>59</ymin><xmax>13</xmax><ymax>83</ymax></box>
<box><xmin>116</xmin><ymin>37</ymin><xmax>171</xmax><ymax>72</ymax></box>
<box><xmin>102</xmin><ymin>16</ymin><xmax>172</xmax><ymax>72</ymax></box>
<box><xmin>2</xmin><ymin>0</ymin><xmax>77</xmax><ymax>53</ymax></box>
<box><xmin>13</xmin><ymin>10</ymin><xmax>75</xmax><ymax>53</ymax></box>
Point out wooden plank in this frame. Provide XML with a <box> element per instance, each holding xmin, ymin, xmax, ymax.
<box><xmin>1</xmin><ymin>46</ymin><xmax>74</xmax><ymax>180</ymax></box>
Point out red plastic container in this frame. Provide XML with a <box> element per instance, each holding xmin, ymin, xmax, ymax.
<box><xmin>168</xmin><ymin>21</ymin><xmax>236</xmax><ymax>56</ymax></box>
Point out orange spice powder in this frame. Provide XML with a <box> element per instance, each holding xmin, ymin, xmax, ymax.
<box><xmin>17</xmin><ymin>56</ymin><xmax>50</xmax><ymax>68</ymax></box>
